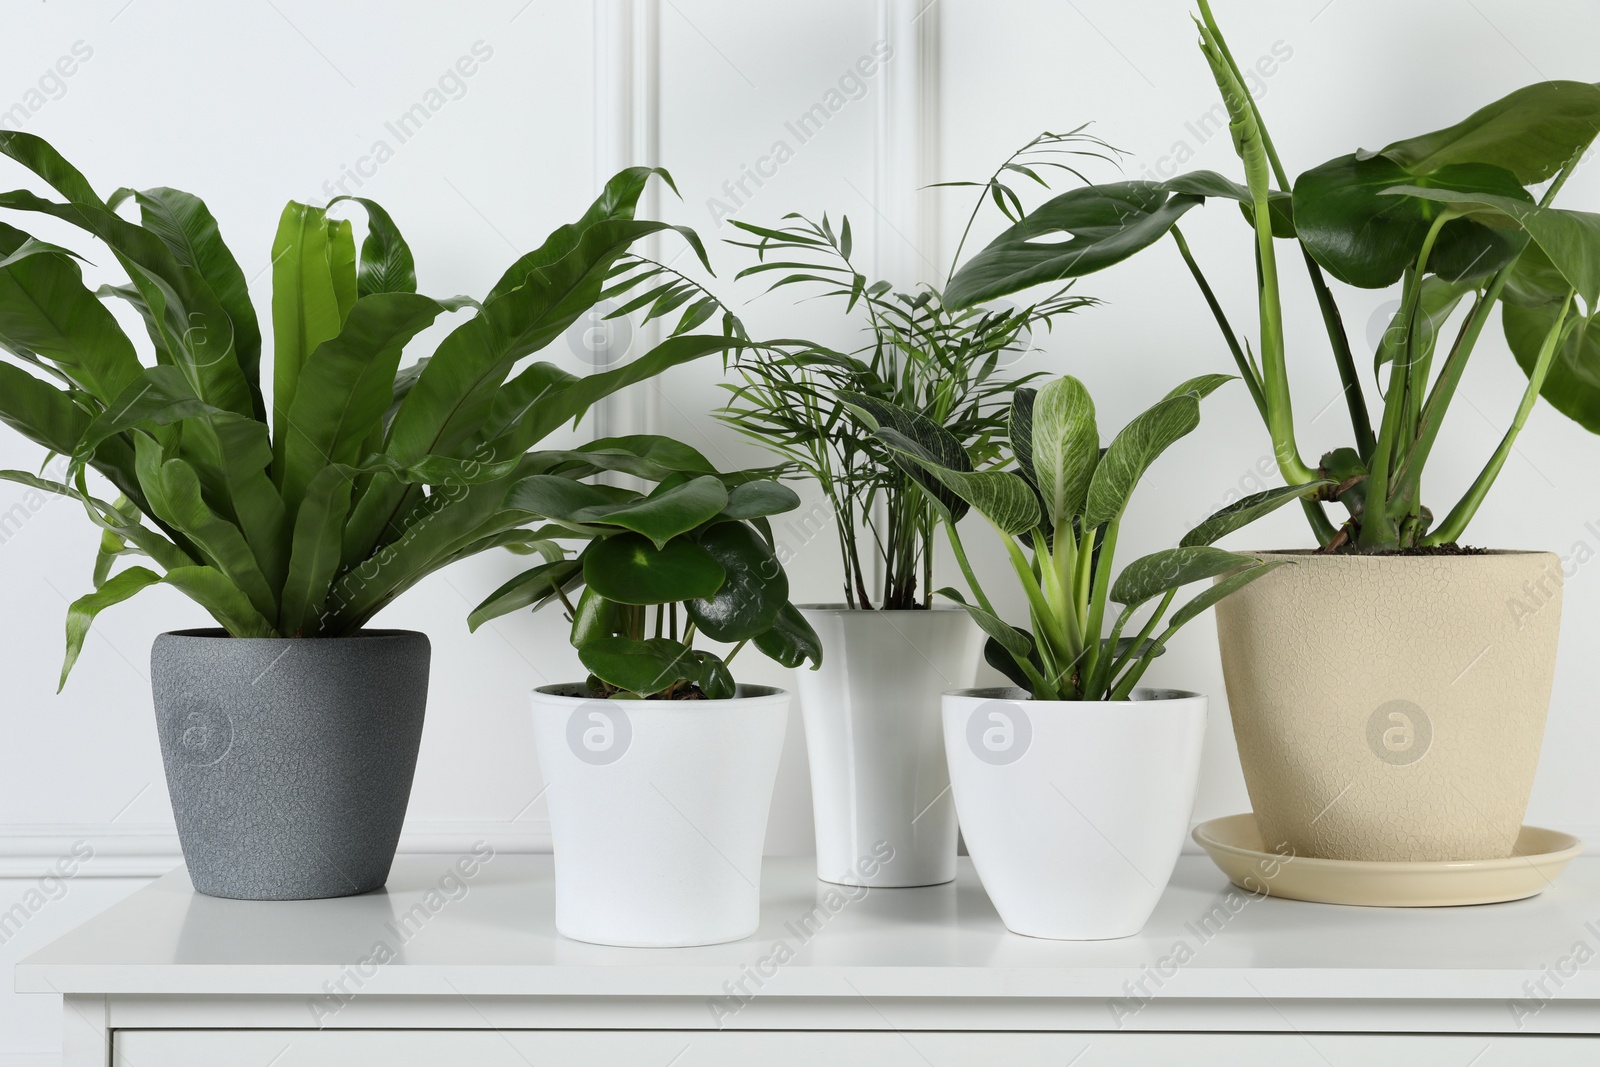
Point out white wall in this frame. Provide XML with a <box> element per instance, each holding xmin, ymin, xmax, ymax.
<box><xmin>4</xmin><ymin>0</ymin><xmax>1600</xmax><ymax>1061</ymax></box>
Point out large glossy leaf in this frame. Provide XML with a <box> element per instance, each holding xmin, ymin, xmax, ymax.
<box><xmin>720</xmin><ymin>480</ymin><xmax>800</xmax><ymax>521</ymax></box>
<box><xmin>271</xmin><ymin>202</ymin><xmax>350</xmax><ymax>476</ymax></box>
<box><xmin>504</xmin><ymin>475</ymin><xmax>640</xmax><ymax>530</ymax></box>
<box><xmin>110</xmin><ymin>186</ymin><xmax>263</xmax><ymax>415</ymax></box>
<box><xmin>277</xmin><ymin>465</ymin><xmax>355</xmax><ymax>636</ymax></box>
<box><xmin>1382</xmin><ymin>186</ymin><xmax>1600</xmax><ymax>310</ymax></box>
<box><xmin>685</xmin><ymin>521</ymin><xmax>787</xmax><ymax>642</ymax></box>
<box><xmin>1292</xmin><ymin>155</ymin><xmax>1531</xmax><ymax>288</ymax></box>
<box><xmin>579</xmin><ymin>636</ymin><xmax>697</xmax><ymax>697</ymax></box>
<box><xmin>1362</xmin><ymin>81</ymin><xmax>1600</xmax><ymax>185</ymax></box>
<box><xmin>1110</xmin><ymin>546</ymin><xmax>1258</xmax><ymax>605</ymax></box>
<box><xmin>329</xmin><ymin>196</ymin><xmax>417</xmax><ymax>297</ymax></box>
<box><xmin>1179</xmin><ymin>481</ymin><xmax>1334</xmax><ymax>548</ymax></box>
<box><xmin>1160</xmin><ymin>170</ymin><xmax>1296</xmax><ymax>237</ymax></box>
<box><xmin>1504</xmin><ymin>301</ymin><xmax>1600</xmax><ymax>433</ymax></box>
<box><xmin>943</xmin><ymin>182</ymin><xmax>1203</xmax><ymax>309</ymax></box>
<box><xmin>0</xmin><ymin>221</ymin><xmax>141</xmax><ymax>403</ymax></box>
<box><xmin>1029</xmin><ymin>375</ymin><xmax>1098</xmax><ymax>529</ymax></box>
<box><xmin>752</xmin><ymin>600</ymin><xmax>823</xmax><ymax>670</ymax></box>
<box><xmin>565</xmin><ymin>475</ymin><xmax>728</xmax><ymax>550</ymax></box>
<box><xmin>582</xmin><ymin>531</ymin><xmax>724</xmax><ymax>606</ymax></box>
<box><xmin>527</xmin><ymin>434</ymin><xmax>720</xmax><ymax>481</ymax></box>
<box><xmin>1084</xmin><ymin>389</ymin><xmax>1211</xmax><ymax>528</ymax></box>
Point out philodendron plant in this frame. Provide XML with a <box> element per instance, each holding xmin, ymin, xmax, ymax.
<box><xmin>468</xmin><ymin>437</ymin><xmax>822</xmax><ymax>699</ymax></box>
<box><xmin>0</xmin><ymin>131</ymin><xmax>739</xmax><ymax>684</ymax></box>
<box><xmin>845</xmin><ymin>375</ymin><xmax>1320</xmax><ymax>700</ymax></box>
<box><xmin>943</xmin><ymin>2</ymin><xmax>1600</xmax><ymax>553</ymax></box>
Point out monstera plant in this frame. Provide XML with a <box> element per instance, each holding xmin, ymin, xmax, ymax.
<box><xmin>939</xmin><ymin>5</ymin><xmax>1600</xmax><ymax>866</ymax></box>
<box><xmin>0</xmin><ymin>130</ymin><xmax>740</xmax><ymax>901</ymax></box>
<box><xmin>944</xmin><ymin>4</ymin><xmax>1600</xmax><ymax>553</ymax></box>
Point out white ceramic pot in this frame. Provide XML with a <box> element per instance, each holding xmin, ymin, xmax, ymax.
<box><xmin>1215</xmin><ymin>551</ymin><xmax>1562</xmax><ymax>862</ymax></box>
<box><xmin>531</xmin><ymin>683</ymin><xmax>789</xmax><ymax>947</ymax></box>
<box><xmin>796</xmin><ymin>606</ymin><xmax>981</xmax><ymax>887</ymax></box>
<box><xmin>942</xmin><ymin>687</ymin><xmax>1206</xmax><ymax>940</ymax></box>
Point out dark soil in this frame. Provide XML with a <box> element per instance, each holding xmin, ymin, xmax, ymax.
<box><xmin>1319</xmin><ymin>541</ymin><xmax>1489</xmax><ymax>557</ymax></box>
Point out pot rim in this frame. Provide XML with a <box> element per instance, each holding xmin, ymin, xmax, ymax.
<box><xmin>157</xmin><ymin>627</ymin><xmax>427</xmax><ymax>642</ymax></box>
<box><xmin>533</xmin><ymin>682</ymin><xmax>788</xmax><ymax>706</ymax></box>
<box><xmin>943</xmin><ymin>685</ymin><xmax>1204</xmax><ymax>705</ymax></box>
<box><xmin>794</xmin><ymin>603</ymin><xmax>968</xmax><ymax>613</ymax></box>
<box><xmin>1237</xmin><ymin>548</ymin><xmax>1554</xmax><ymax>559</ymax></box>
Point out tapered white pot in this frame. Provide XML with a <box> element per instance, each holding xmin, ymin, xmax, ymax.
<box><xmin>796</xmin><ymin>607</ymin><xmax>981</xmax><ymax>887</ymax></box>
<box><xmin>531</xmin><ymin>684</ymin><xmax>789</xmax><ymax>947</ymax></box>
<box><xmin>943</xmin><ymin>687</ymin><xmax>1206</xmax><ymax>940</ymax></box>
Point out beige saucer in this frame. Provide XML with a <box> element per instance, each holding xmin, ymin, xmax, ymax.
<box><xmin>1193</xmin><ymin>813</ymin><xmax>1583</xmax><ymax>907</ymax></box>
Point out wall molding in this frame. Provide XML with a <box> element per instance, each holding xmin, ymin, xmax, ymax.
<box><xmin>874</xmin><ymin>0</ymin><xmax>941</xmax><ymax>288</ymax></box>
<box><xmin>0</xmin><ymin>822</ymin><xmax>552</xmax><ymax>880</ymax></box>
<box><xmin>593</xmin><ymin>0</ymin><xmax>662</xmax><ymax>442</ymax></box>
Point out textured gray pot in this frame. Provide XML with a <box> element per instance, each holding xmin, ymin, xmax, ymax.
<box><xmin>151</xmin><ymin>629</ymin><xmax>429</xmax><ymax>900</ymax></box>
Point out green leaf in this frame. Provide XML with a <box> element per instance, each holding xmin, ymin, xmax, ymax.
<box><xmin>1504</xmin><ymin>301</ymin><xmax>1600</xmax><ymax>433</ymax></box>
<box><xmin>1164</xmin><ymin>559</ymin><xmax>1290</xmax><ymax>632</ymax></box>
<box><xmin>943</xmin><ymin>182</ymin><xmax>1203</xmax><ymax>309</ymax></box>
<box><xmin>59</xmin><ymin>566</ymin><xmax>163</xmax><ymax>690</ymax></box>
<box><xmin>467</xmin><ymin>558</ymin><xmax>584</xmax><ymax>631</ymax></box>
<box><xmin>568</xmin><ymin>584</ymin><xmax>619</xmax><ymax>645</ymax></box>
<box><xmin>1292</xmin><ymin>155</ymin><xmax>1531</xmax><ymax>288</ymax></box>
<box><xmin>0</xmin><ymin>361</ymin><xmax>89</xmax><ymax>455</ymax></box>
<box><xmin>277</xmin><ymin>465</ymin><xmax>355</xmax><ymax>636</ymax></box>
<box><xmin>160</xmin><ymin>565</ymin><xmax>277</xmax><ymax>638</ymax></box>
<box><xmin>1362</xmin><ymin>81</ymin><xmax>1600</xmax><ymax>185</ymax></box>
<box><xmin>935</xmin><ymin>586</ymin><xmax>1032</xmax><ymax>661</ymax></box>
<box><xmin>1158</xmin><ymin>171</ymin><xmax>1295</xmax><ymax>238</ymax></box>
<box><xmin>529</xmin><ymin>434</ymin><xmax>720</xmax><ymax>481</ymax></box>
<box><xmin>0</xmin><ymin>220</ymin><xmax>142</xmax><ymax>404</ymax></box>
<box><xmin>690</xmin><ymin>649</ymin><xmax>736</xmax><ymax>700</ymax></box>
<box><xmin>1373</xmin><ymin>275</ymin><xmax>1474</xmax><ymax>372</ymax></box>
<box><xmin>279</xmin><ymin>292</ymin><xmax>460</xmax><ymax>520</ymax></box>
<box><xmin>1180</xmin><ymin>481</ymin><xmax>1334</xmax><ymax>547</ymax></box>
<box><xmin>876</xmin><ymin>425</ymin><xmax>1039</xmax><ymax>535</ymax></box>
<box><xmin>720</xmin><ymin>479</ymin><xmax>800</xmax><ymax>520</ymax></box>
<box><xmin>111</xmin><ymin>186</ymin><xmax>263</xmax><ymax>414</ymax></box>
<box><xmin>1111</xmin><ymin>546</ymin><xmax>1259</xmax><ymax>606</ymax></box>
<box><xmin>752</xmin><ymin>601</ymin><xmax>823</xmax><ymax>670</ymax></box>
<box><xmin>504</xmin><ymin>475</ymin><xmax>640</xmax><ymax>533</ymax></box>
<box><xmin>579</xmin><ymin>636</ymin><xmax>697</xmax><ymax>697</ymax></box>
<box><xmin>329</xmin><ymin>196</ymin><xmax>417</xmax><ymax>297</ymax></box>
<box><xmin>838</xmin><ymin>391</ymin><xmax>973</xmax><ymax>523</ymax></box>
<box><xmin>582</xmin><ymin>531</ymin><xmax>724</xmax><ymax>606</ymax></box>
<box><xmin>567</xmin><ymin>475</ymin><xmax>728</xmax><ymax>550</ymax></box>
<box><xmin>1084</xmin><ymin>391</ymin><xmax>1204</xmax><ymax>527</ymax></box>
<box><xmin>1381</xmin><ymin>186</ymin><xmax>1600</xmax><ymax>310</ymax></box>
<box><xmin>271</xmin><ymin>202</ymin><xmax>350</xmax><ymax>476</ymax></box>
<box><xmin>1029</xmin><ymin>375</ymin><xmax>1098</xmax><ymax>529</ymax></box>
<box><xmin>685</xmin><ymin>521</ymin><xmax>787</xmax><ymax>642</ymax></box>
<box><xmin>151</xmin><ymin>456</ymin><xmax>278</xmax><ymax>621</ymax></box>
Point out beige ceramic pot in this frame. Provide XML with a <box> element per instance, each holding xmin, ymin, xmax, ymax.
<box><xmin>1214</xmin><ymin>550</ymin><xmax>1562</xmax><ymax>862</ymax></box>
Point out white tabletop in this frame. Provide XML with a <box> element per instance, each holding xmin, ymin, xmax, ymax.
<box><xmin>17</xmin><ymin>854</ymin><xmax>1600</xmax><ymax>1002</ymax></box>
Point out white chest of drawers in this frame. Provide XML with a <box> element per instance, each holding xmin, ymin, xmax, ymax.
<box><xmin>18</xmin><ymin>852</ymin><xmax>1600</xmax><ymax>1064</ymax></box>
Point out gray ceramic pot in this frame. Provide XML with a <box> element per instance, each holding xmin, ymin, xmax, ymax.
<box><xmin>151</xmin><ymin>629</ymin><xmax>430</xmax><ymax>900</ymax></box>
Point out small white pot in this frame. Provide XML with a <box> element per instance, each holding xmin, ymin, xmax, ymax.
<box><xmin>942</xmin><ymin>687</ymin><xmax>1206</xmax><ymax>940</ymax></box>
<box><xmin>796</xmin><ymin>606</ymin><xmax>981</xmax><ymax>887</ymax></box>
<box><xmin>531</xmin><ymin>683</ymin><xmax>789</xmax><ymax>947</ymax></box>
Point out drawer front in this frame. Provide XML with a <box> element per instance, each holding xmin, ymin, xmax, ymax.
<box><xmin>117</xmin><ymin>1029</ymin><xmax>1597</xmax><ymax>1065</ymax></box>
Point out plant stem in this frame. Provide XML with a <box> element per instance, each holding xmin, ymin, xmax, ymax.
<box><xmin>1425</xmin><ymin>292</ymin><xmax>1576</xmax><ymax>545</ymax></box>
<box><xmin>945</xmin><ymin>522</ymin><xmax>998</xmax><ymax>617</ymax></box>
<box><xmin>1170</xmin><ymin>226</ymin><xmax>1267</xmax><ymax>420</ymax></box>
<box><xmin>1302</xmin><ymin>249</ymin><xmax>1375</xmax><ymax>459</ymax></box>
<box><xmin>1079</xmin><ymin>518</ymin><xmax>1120</xmax><ymax>686</ymax></box>
<box><xmin>723</xmin><ymin>638</ymin><xmax>750</xmax><ymax>665</ymax></box>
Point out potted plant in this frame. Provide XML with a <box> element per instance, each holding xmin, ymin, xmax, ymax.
<box><xmin>717</xmin><ymin>132</ymin><xmax>1109</xmax><ymax>886</ymax></box>
<box><xmin>845</xmin><ymin>374</ymin><xmax>1314</xmax><ymax>939</ymax></box>
<box><xmin>0</xmin><ymin>131</ymin><xmax>738</xmax><ymax>899</ymax></box>
<box><xmin>468</xmin><ymin>443</ymin><xmax>821</xmax><ymax>947</ymax></box>
<box><xmin>938</xmin><ymin>5</ymin><xmax>1600</xmax><ymax>864</ymax></box>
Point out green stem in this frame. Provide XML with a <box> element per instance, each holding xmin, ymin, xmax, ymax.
<box><xmin>1171</xmin><ymin>226</ymin><xmax>1267</xmax><ymax>420</ymax></box>
<box><xmin>1303</xmin><ymin>250</ymin><xmax>1375</xmax><ymax>459</ymax></box>
<box><xmin>723</xmin><ymin>638</ymin><xmax>750</xmax><ymax>666</ymax></box>
<box><xmin>1079</xmin><ymin>518</ymin><xmax>1120</xmax><ymax>686</ymax></box>
<box><xmin>946</xmin><ymin>522</ymin><xmax>998</xmax><ymax>618</ymax></box>
<box><xmin>1425</xmin><ymin>292</ymin><xmax>1576</xmax><ymax>545</ymax></box>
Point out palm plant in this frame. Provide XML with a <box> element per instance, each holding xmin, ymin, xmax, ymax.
<box><xmin>0</xmin><ymin>131</ymin><xmax>741</xmax><ymax>685</ymax></box>
<box><xmin>717</xmin><ymin>131</ymin><xmax>1114</xmax><ymax>608</ymax></box>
